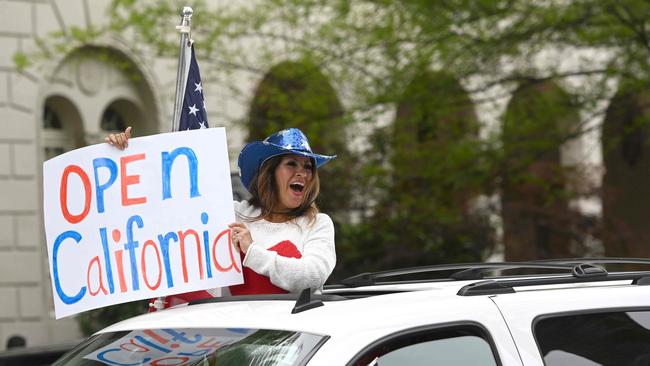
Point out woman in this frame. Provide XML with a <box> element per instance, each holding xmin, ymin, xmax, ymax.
<box><xmin>106</xmin><ymin>127</ymin><xmax>337</xmax><ymax>298</ymax></box>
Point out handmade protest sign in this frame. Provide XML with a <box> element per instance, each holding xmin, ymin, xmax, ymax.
<box><xmin>83</xmin><ymin>328</ymin><xmax>255</xmax><ymax>365</ymax></box>
<box><xmin>43</xmin><ymin>128</ymin><xmax>242</xmax><ymax>318</ymax></box>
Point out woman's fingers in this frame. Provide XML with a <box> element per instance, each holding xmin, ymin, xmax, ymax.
<box><xmin>228</xmin><ymin>223</ymin><xmax>252</xmax><ymax>253</ymax></box>
<box><xmin>122</xmin><ymin>126</ymin><xmax>131</xmax><ymax>148</ymax></box>
<box><xmin>105</xmin><ymin>127</ymin><xmax>132</xmax><ymax>150</ymax></box>
<box><xmin>109</xmin><ymin>134</ymin><xmax>122</xmax><ymax>149</ymax></box>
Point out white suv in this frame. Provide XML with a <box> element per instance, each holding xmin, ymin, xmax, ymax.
<box><xmin>53</xmin><ymin>259</ymin><xmax>650</xmax><ymax>365</ymax></box>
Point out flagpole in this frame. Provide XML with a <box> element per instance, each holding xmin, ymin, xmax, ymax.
<box><xmin>151</xmin><ymin>6</ymin><xmax>193</xmax><ymax>312</ymax></box>
<box><xmin>171</xmin><ymin>6</ymin><xmax>193</xmax><ymax>132</ymax></box>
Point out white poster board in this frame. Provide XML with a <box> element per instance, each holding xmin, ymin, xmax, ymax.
<box><xmin>43</xmin><ymin>128</ymin><xmax>243</xmax><ymax>318</ymax></box>
<box><xmin>83</xmin><ymin>328</ymin><xmax>255</xmax><ymax>365</ymax></box>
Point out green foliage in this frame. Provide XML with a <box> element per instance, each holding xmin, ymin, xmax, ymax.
<box><xmin>12</xmin><ymin>52</ymin><xmax>30</xmax><ymax>71</ymax></box>
<box><xmin>77</xmin><ymin>300</ymin><xmax>148</xmax><ymax>336</ymax></box>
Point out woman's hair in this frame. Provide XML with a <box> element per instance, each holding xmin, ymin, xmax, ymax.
<box><xmin>248</xmin><ymin>154</ymin><xmax>320</xmax><ymax>223</ymax></box>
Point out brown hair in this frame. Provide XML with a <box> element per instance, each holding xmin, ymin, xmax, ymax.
<box><xmin>247</xmin><ymin>154</ymin><xmax>320</xmax><ymax>223</ymax></box>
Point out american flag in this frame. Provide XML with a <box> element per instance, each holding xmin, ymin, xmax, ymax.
<box><xmin>179</xmin><ymin>44</ymin><xmax>208</xmax><ymax>130</ymax></box>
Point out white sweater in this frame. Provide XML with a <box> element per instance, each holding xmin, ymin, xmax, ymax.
<box><xmin>234</xmin><ymin>201</ymin><xmax>337</xmax><ymax>293</ymax></box>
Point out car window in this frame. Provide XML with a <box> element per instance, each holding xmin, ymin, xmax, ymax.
<box><xmin>53</xmin><ymin>328</ymin><xmax>326</xmax><ymax>366</ymax></box>
<box><xmin>535</xmin><ymin>310</ymin><xmax>650</xmax><ymax>366</ymax></box>
<box><xmin>350</xmin><ymin>325</ymin><xmax>499</xmax><ymax>366</ymax></box>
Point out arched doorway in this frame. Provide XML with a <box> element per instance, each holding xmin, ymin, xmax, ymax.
<box><xmin>601</xmin><ymin>85</ymin><xmax>650</xmax><ymax>257</ymax></box>
<box><xmin>370</xmin><ymin>70</ymin><xmax>490</xmax><ymax>267</ymax></box>
<box><xmin>501</xmin><ymin>80</ymin><xmax>579</xmax><ymax>260</ymax></box>
<box><xmin>392</xmin><ymin>71</ymin><xmax>480</xmax><ymax>211</ymax></box>
<box><xmin>247</xmin><ymin>60</ymin><xmax>350</xmax><ymax>219</ymax></box>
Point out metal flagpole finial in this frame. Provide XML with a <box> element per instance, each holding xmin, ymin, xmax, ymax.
<box><xmin>172</xmin><ymin>6</ymin><xmax>194</xmax><ymax>132</ymax></box>
<box><xmin>176</xmin><ymin>6</ymin><xmax>193</xmax><ymax>36</ymax></box>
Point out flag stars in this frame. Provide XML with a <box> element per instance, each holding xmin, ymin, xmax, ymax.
<box><xmin>194</xmin><ymin>82</ymin><xmax>203</xmax><ymax>93</ymax></box>
<box><xmin>199</xmin><ymin>121</ymin><xmax>207</xmax><ymax>129</ymax></box>
<box><xmin>188</xmin><ymin>104</ymin><xmax>199</xmax><ymax>116</ymax></box>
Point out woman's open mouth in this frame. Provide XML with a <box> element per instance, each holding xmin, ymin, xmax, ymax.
<box><xmin>289</xmin><ymin>182</ymin><xmax>305</xmax><ymax>194</ymax></box>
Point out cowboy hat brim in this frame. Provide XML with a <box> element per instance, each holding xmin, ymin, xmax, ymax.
<box><xmin>238</xmin><ymin>140</ymin><xmax>336</xmax><ymax>191</ymax></box>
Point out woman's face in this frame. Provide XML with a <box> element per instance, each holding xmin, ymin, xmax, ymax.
<box><xmin>274</xmin><ymin>154</ymin><xmax>314</xmax><ymax>211</ymax></box>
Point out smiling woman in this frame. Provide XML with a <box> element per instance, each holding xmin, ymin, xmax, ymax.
<box><xmin>228</xmin><ymin>128</ymin><xmax>337</xmax><ymax>295</ymax></box>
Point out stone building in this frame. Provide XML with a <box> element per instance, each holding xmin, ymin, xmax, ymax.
<box><xmin>1</xmin><ymin>0</ymin><xmax>648</xmax><ymax>350</ymax></box>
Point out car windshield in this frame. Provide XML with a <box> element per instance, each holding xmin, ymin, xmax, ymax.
<box><xmin>53</xmin><ymin>328</ymin><xmax>326</xmax><ymax>366</ymax></box>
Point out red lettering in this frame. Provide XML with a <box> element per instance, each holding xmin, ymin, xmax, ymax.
<box><xmin>87</xmin><ymin>256</ymin><xmax>108</xmax><ymax>296</ymax></box>
<box><xmin>60</xmin><ymin>165</ymin><xmax>91</xmax><ymax>224</ymax></box>
<box><xmin>120</xmin><ymin>338</ymin><xmax>150</xmax><ymax>352</ymax></box>
<box><xmin>197</xmin><ymin>337</ymin><xmax>222</xmax><ymax>349</ymax></box>
<box><xmin>143</xmin><ymin>330</ymin><xmax>169</xmax><ymax>344</ymax></box>
<box><xmin>150</xmin><ymin>357</ymin><xmax>189</xmax><ymax>366</ymax></box>
<box><xmin>115</xmin><ymin>250</ymin><xmax>128</xmax><ymax>293</ymax></box>
<box><xmin>141</xmin><ymin>240</ymin><xmax>162</xmax><ymax>290</ymax></box>
<box><xmin>178</xmin><ymin>229</ymin><xmax>203</xmax><ymax>282</ymax></box>
<box><xmin>212</xmin><ymin>229</ymin><xmax>241</xmax><ymax>273</ymax></box>
<box><xmin>120</xmin><ymin>154</ymin><xmax>147</xmax><ymax>206</ymax></box>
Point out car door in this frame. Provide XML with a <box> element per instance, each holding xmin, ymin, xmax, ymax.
<box><xmin>491</xmin><ymin>285</ymin><xmax>650</xmax><ymax>366</ymax></box>
<box><xmin>307</xmin><ymin>295</ymin><xmax>524</xmax><ymax>365</ymax></box>
<box><xmin>344</xmin><ymin>322</ymin><xmax>506</xmax><ymax>366</ymax></box>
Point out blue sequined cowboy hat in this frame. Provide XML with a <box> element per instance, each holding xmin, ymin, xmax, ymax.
<box><xmin>238</xmin><ymin>128</ymin><xmax>336</xmax><ymax>191</ymax></box>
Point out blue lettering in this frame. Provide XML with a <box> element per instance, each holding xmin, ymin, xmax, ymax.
<box><xmin>201</xmin><ymin>212</ymin><xmax>212</xmax><ymax>278</ymax></box>
<box><xmin>124</xmin><ymin>215</ymin><xmax>144</xmax><ymax>291</ymax></box>
<box><xmin>99</xmin><ymin>227</ymin><xmax>115</xmax><ymax>294</ymax></box>
<box><xmin>158</xmin><ymin>232</ymin><xmax>179</xmax><ymax>288</ymax></box>
<box><xmin>161</xmin><ymin>147</ymin><xmax>201</xmax><ymax>200</ymax></box>
<box><xmin>53</xmin><ymin>231</ymin><xmax>86</xmax><ymax>304</ymax></box>
<box><xmin>161</xmin><ymin>329</ymin><xmax>202</xmax><ymax>344</ymax></box>
<box><xmin>97</xmin><ymin>348</ymin><xmax>150</xmax><ymax>366</ymax></box>
<box><xmin>92</xmin><ymin>158</ymin><xmax>118</xmax><ymax>213</ymax></box>
<box><xmin>134</xmin><ymin>335</ymin><xmax>171</xmax><ymax>353</ymax></box>
<box><xmin>178</xmin><ymin>349</ymin><xmax>210</xmax><ymax>357</ymax></box>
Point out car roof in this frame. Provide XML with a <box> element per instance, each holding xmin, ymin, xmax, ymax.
<box><xmin>100</xmin><ymin>282</ymin><xmax>480</xmax><ymax>335</ymax></box>
<box><xmin>99</xmin><ymin>258</ymin><xmax>650</xmax><ymax>337</ymax></box>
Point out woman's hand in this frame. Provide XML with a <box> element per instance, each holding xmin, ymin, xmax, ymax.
<box><xmin>228</xmin><ymin>222</ymin><xmax>253</xmax><ymax>254</ymax></box>
<box><xmin>105</xmin><ymin>126</ymin><xmax>132</xmax><ymax>150</ymax></box>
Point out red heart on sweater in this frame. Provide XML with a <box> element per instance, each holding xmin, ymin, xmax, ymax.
<box><xmin>229</xmin><ymin>240</ymin><xmax>302</xmax><ymax>295</ymax></box>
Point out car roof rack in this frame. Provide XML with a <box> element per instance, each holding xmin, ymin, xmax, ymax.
<box><xmin>457</xmin><ymin>266</ymin><xmax>650</xmax><ymax>296</ymax></box>
<box><xmin>291</xmin><ymin>288</ymin><xmax>324</xmax><ymax>314</ymax></box>
<box><xmin>189</xmin><ymin>292</ymin><xmax>347</xmax><ymax>306</ymax></box>
<box><xmin>336</xmin><ymin>258</ymin><xmax>650</xmax><ymax>287</ymax></box>
<box><xmin>188</xmin><ymin>290</ymin><xmax>349</xmax><ymax>314</ymax></box>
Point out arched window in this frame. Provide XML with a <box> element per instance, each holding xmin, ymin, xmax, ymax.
<box><xmin>46</xmin><ymin>46</ymin><xmax>159</xmax><ymax>147</ymax></box>
<box><xmin>100</xmin><ymin>106</ymin><xmax>128</xmax><ymax>132</ymax></box>
<box><xmin>601</xmin><ymin>86</ymin><xmax>650</xmax><ymax>258</ymax></box>
<box><xmin>392</xmin><ymin>71</ymin><xmax>479</xmax><ymax>205</ymax></box>
<box><xmin>501</xmin><ymin>80</ymin><xmax>579</xmax><ymax>261</ymax></box>
<box><xmin>41</xmin><ymin>96</ymin><xmax>84</xmax><ymax>160</ymax></box>
<box><xmin>373</xmin><ymin>70</ymin><xmax>490</xmax><ymax>267</ymax></box>
<box><xmin>247</xmin><ymin>60</ymin><xmax>350</xmax><ymax>219</ymax></box>
<box><xmin>100</xmin><ymin>99</ymin><xmax>143</xmax><ymax>133</ymax></box>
